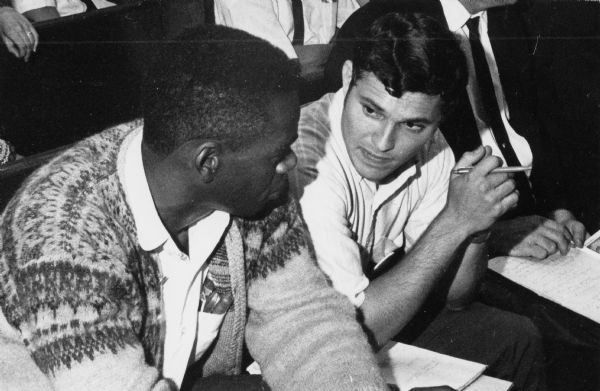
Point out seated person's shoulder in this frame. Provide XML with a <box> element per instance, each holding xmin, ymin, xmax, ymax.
<box><xmin>2</xmin><ymin>121</ymin><xmax>141</xmax><ymax>230</ymax></box>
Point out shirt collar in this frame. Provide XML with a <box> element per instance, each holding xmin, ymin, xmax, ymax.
<box><xmin>118</xmin><ymin>126</ymin><xmax>172</xmax><ymax>251</ymax></box>
<box><xmin>441</xmin><ymin>0</ymin><xmax>482</xmax><ymax>32</ymax></box>
<box><xmin>329</xmin><ymin>88</ymin><xmax>418</xmax><ymax>196</ymax></box>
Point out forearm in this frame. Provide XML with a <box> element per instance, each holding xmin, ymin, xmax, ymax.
<box><xmin>246</xmin><ymin>250</ymin><xmax>386</xmax><ymax>391</ymax></box>
<box><xmin>445</xmin><ymin>241</ymin><xmax>487</xmax><ymax>310</ymax></box>
<box><xmin>359</xmin><ymin>211</ymin><xmax>470</xmax><ymax>348</ymax></box>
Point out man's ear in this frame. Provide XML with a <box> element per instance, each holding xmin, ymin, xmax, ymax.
<box><xmin>342</xmin><ymin>60</ymin><xmax>354</xmax><ymax>95</ymax></box>
<box><xmin>194</xmin><ymin>141</ymin><xmax>221</xmax><ymax>183</ymax></box>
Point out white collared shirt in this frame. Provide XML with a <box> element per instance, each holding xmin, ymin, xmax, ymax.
<box><xmin>12</xmin><ymin>0</ymin><xmax>114</xmax><ymax>18</ymax></box>
<box><xmin>117</xmin><ymin>126</ymin><xmax>231</xmax><ymax>388</ymax></box>
<box><xmin>291</xmin><ymin>90</ymin><xmax>454</xmax><ymax>307</ymax></box>
<box><xmin>214</xmin><ymin>0</ymin><xmax>360</xmax><ymax>59</ymax></box>
<box><xmin>440</xmin><ymin>0</ymin><xmax>533</xmax><ymax>169</ymax></box>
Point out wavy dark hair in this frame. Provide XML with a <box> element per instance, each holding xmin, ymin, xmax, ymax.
<box><xmin>351</xmin><ymin>12</ymin><xmax>467</xmax><ymax>112</ymax></box>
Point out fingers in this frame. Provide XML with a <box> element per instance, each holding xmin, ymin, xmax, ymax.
<box><xmin>2</xmin><ymin>35</ymin><xmax>19</xmax><ymax>58</ymax></box>
<box><xmin>542</xmin><ymin>219</ymin><xmax>573</xmax><ymax>254</ymax></box>
<box><xmin>454</xmin><ymin>145</ymin><xmax>486</xmax><ymax>168</ymax></box>
<box><xmin>30</xmin><ymin>27</ymin><xmax>39</xmax><ymax>53</ymax></box>
<box><xmin>0</xmin><ymin>10</ymin><xmax>37</xmax><ymax>61</ymax></box>
<box><xmin>509</xmin><ymin>242</ymin><xmax>550</xmax><ymax>260</ymax></box>
<box><xmin>566</xmin><ymin>220</ymin><xmax>586</xmax><ymax>248</ymax></box>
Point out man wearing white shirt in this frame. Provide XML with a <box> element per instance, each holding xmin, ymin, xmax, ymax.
<box><xmin>326</xmin><ymin>0</ymin><xmax>587</xmax><ymax>260</ymax></box>
<box><xmin>292</xmin><ymin>12</ymin><xmax>546</xmax><ymax>391</ymax></box>
<box><xmin>0</xmin><ymin>25</ymin><xmax>387</xmax><ymax>391</ymax></box>
<box><xmin>13</xmin><ymin>0</ymin><xmax>115</xmax><ymax>21</ymax></box>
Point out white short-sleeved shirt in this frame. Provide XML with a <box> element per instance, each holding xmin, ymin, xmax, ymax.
<box><xmin>290</xmin><ymin>90</ymin><xmax>455</xmax><ymax>307</ymax></box>
<box><xmin>214</xmin><ymin>0</ymin><xmax>360</xmax><ymax>59</ymax></box>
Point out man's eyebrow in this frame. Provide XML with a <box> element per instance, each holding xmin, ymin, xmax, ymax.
<box><xmin>403</xmin><ymin>117</ymin><xmax>436</xmax><ymax>125</ymax></box>
<box><xmin>359</xmin><ymin>96</ymin><xmax>385</xmax><ymax>112</ymax></box>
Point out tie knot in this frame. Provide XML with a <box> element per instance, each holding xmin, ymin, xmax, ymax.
<box><xmin>466</xmin><ymin>16</ymin><xmax>480</xmax><ymax>35</ymax></box>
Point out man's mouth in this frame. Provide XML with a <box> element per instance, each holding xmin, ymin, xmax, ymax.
<box><xmin>359</xmin><ymin>147</ymin><xmax>391</xmax><ymax>165</ymax></box>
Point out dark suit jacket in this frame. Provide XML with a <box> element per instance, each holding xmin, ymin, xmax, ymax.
<box><xmin>325</xmin><ymin>0</ymin><xmax>561</xmax><ymax>218</ymax></box>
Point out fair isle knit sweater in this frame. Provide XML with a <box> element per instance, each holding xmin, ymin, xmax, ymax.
<box><xmin>0</xmin><ymin>123</ymin><xmax>386</xmax><ymax>391</ymax></box>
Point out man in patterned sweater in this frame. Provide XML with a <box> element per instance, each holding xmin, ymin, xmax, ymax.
<box><xmin>0</xmin><ymin>26</ymin><xmax>387</xmax><ymax>390</ymax></box>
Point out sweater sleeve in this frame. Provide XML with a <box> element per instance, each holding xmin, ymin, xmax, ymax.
<box><xmin>242</xmin><ymin>197</ymin><xmax>386</xmax><ymax>391</ymax></box>
<box><xmin>0</xmin><ymin>162</ymin><xmax>171</xmax><ymax>391</ymax></box>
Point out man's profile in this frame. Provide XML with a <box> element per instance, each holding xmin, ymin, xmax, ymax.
<box><xmin>0</xmin><ymin>25</ymin><xmax>386</xmax><ymax>391</ymax></box>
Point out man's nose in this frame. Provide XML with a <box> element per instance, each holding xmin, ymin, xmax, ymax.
<box><xmin>372</xmin><ymin>125</ymin><xmax>395</xmax><ymax>152</ymax></box>
<box><xmin>276</xmin><ymin>151</ymin><xmax>297</xmax><ymax>174</ymax></box>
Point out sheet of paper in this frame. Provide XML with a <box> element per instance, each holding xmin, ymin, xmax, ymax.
<box><xmin>376</xmin><ymin>342</ymin><xmax>487</xmax><ymax>391</ymax></box>
<box><xmin>464</xmin><ymin>375</ymin><xmax>512</xmax><ymax>391</ymax></box>
<box><xmin>489</xmin><ymin>246</ymin><xmax>600</xmax><ymax>324</ymax></box>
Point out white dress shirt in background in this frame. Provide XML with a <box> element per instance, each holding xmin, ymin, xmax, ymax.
<box><xmin>214</xmin><ymin>0</ymin><xmax>360</xmax><ymax>59</ymax></box>
<box><xmin>440</xmin><ymin>0</ymin><xmax>533</xmax><ymax>169</ymax></box>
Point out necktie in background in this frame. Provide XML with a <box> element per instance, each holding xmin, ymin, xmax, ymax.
<box><xmin>466</xmin><ymin>16</ymin><xmax>535</xmax><ymax>210</ymax></box>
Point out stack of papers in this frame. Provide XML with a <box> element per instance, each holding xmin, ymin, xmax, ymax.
<box><xmin>489</xmin><ymin>231</ymin><xmax>600</xmax><ymax>324</ymax></box>
<box><xmin>376</xmin><ymin>342</ymin><xmax>487</xmax><ymax>391</ymax></box>
<box><xmin>248</xmin><ymin>341</ymin><xmax>512</xmax><ymax>390</ymax></box>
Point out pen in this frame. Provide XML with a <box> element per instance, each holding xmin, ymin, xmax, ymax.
<box><xmin>452</xmin><ymin>166</ymin><xmax>532</xmax><ymax>175</ymax></box>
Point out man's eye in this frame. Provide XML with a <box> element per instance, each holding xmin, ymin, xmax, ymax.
<box><xmin>405</xmin><ymin>122</ymin><xmax>425</xmax><ymax>133</ymax></box>
<box><xmin>362</xmin><ymin>105</ymin><xmax>383</xmax><ymax>119</ymax></box>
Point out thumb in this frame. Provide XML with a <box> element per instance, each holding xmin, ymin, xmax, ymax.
<box><xmin>454</xmin><ymin>145</ymin><xmax>488</xmax><ymax>168</ymax></box>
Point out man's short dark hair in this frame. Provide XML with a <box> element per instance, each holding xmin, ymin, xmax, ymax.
<box><xmin>351</xmin><ymin>12</ymin><xmax>467</xmax><ymax>111</ymax></box>
<box><xmin>142</xmin><ymin>25</ymin><xmax>300</xmax><ymax>156</ymax></box>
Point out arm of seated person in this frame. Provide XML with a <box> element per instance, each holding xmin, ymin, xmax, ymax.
<box><xmin>359</xmin><ymin>148</ymin><xmax>517</xmax><ymax>347</ymax></box>
<box><xmin>488</xmin><ymin>208</ymin><xmax>587</xmax><ymax>259</ymax></box>
<box><xmin>23</xmin><ymin>6</ymin><xmax>59</xmax><ymax>22</ymax></box>
<box><xmin>243</xmin><ymin>199</ymin><xmax>387</xmax><ymax>390</ymax></box>
<box><xmin>0</xmin><ymin>6</ymin><xmax>37</xmax><ymax>60</ymax></box>
<box><xmin>444</xmin><ymin>240</ymin><xmax>488</xmax><ymax>311</ymax></box>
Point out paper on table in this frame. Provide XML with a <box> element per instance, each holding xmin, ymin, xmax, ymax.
<box><xmin>248</xmin><ymin>342</ymin><xmax>502</xmax><ymax>391</ymax></box>
<box><xmin>464</xmin><ymin>375</ymin><xmax>512</xmax><ymax>391</ymax></box>
<box><xmin>489</xmin><ymin>246</ymin><xmax>600</xmax><ymax>324</ymax></box>
<box><xmin>376</xmin><ymin>342</ymin><xmax>487</xmax><ymax>391</ymax></box>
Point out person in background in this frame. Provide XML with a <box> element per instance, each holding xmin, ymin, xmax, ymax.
<box><xmin>325</xmin><ymin>0</ymin><xmax>587</xmax><ymax>260</ymax></box>
<box><xmin>0</xmin><ymin>25</ymin><xmax>387</xmax><ymax>391</ymax></box>
<box><xmin>0</xmin><ymin>0</ymin><xmax>37</xmax><ymax>60</ymax></box>
<box><xmin>14</xmin><ymin>0</ymin><xmax>115</xmax><ymax>22</ymax></box>
<box><xmin>291</xmin><ymin>12</ymin><xmax>546</xmax><ymax>391</ymax></box>
<box><xmin>214</xmin><ymin>0</ymin><xmax>368</xmax><ymax>80</ymax></box>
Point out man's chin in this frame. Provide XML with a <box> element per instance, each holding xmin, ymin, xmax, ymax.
<box><xmin>240</xmin><ymin>192</ymin><xmax>289</xmax><ymax>220</ymax></box>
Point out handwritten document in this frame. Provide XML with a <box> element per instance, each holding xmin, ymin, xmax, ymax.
<box><xmin>376</xmin><ymin>342</ymin><xmax>487</xmax><ymax>391</ymax></box>
<box><xmin>489</xmin><ymin>243</ymin><xmax>600</xmax><ymax>324</ymax></box>
<box><xmin>247</xmin><ymin>342</ymin><xmax>511</xmax><ymax>391</ymax></box>
<box><xmin>466</xmin><ymin>375</ymin><xmax>513</xmax><ymax>391</ymax></box>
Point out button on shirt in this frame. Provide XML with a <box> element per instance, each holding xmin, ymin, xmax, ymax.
<box><xmin>118</xmin><ymin>127</ymin><xmax>231</xmax><ymax>388</ymax></box>
<box><xmin>440</xmin><ymin>0</ymin><xmax>533</xmax><ymax>169</ymax></box>
<box><xmin>291</xmin><ymin>90</ymin><xmax>455</xmax><ymax>307</ymax></box>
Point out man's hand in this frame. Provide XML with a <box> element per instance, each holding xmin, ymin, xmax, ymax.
<box><xmin>551</xmin><ymin>209</ymin><xmax>586</xmax><ymax>248</ymax></box>
<box><xmin>442</xmin><ymin>146</ymin><xmax>518</xmax><ymax>237</ymax></box>
<box><xmin>0</xmin><ymin>6</ymin><xmax>38</xmax><ymax>61</ymax></box>
<box><xmin>488</xmin><ymin>209</ymin><xmax>586</xmax><ymax>259</ymax></box>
